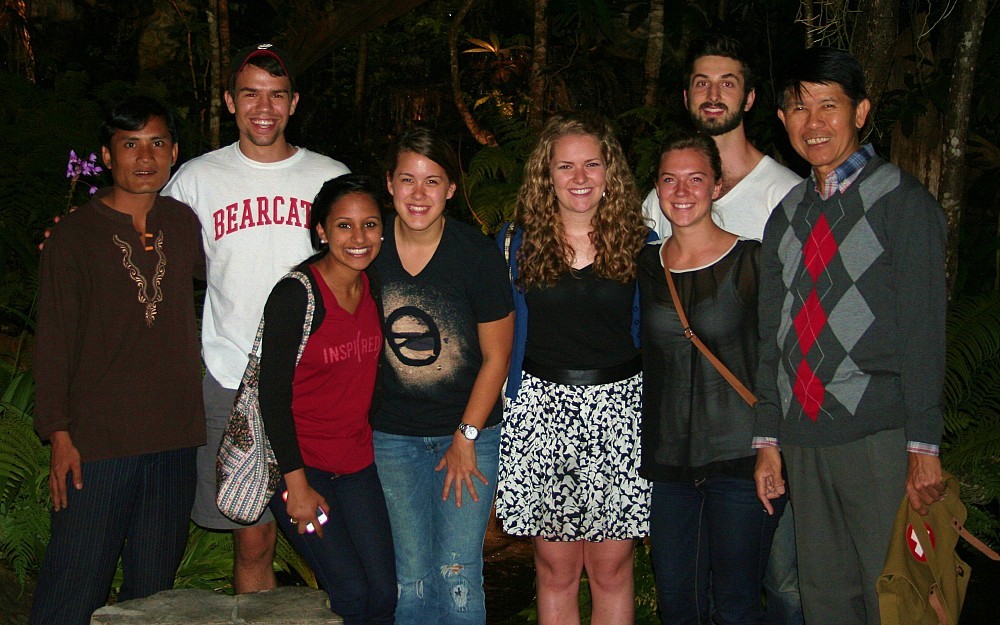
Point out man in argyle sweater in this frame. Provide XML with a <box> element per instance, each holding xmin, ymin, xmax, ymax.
<box><xmin>752</xmin><ymin>47</ymin><xmax>947</xmax><ymax>625</ymax></box>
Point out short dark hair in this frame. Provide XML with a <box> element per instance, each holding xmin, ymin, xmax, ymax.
<box><xmin>228</xmin><ymin>44</ymin><xmax>295</xmax><ymax>95</ymax></box>
<box><xmin>385</xmin><ymin>125</ymin><xmax>461</xmax><ymax>189</ymax></box>
<box><xmin>657</xmin><ymin>131</ymin><xmax>723</xmax><ymax>184</ymax></box>
<box><xmin>309</xmin><ymin>174</ymin><xmax>382</xmax><ymax>250</ymax></box>
<box><xmin>777</xmin><ymin>46</ymin><xmax>868</xmax><ymax>109</ymax></box>
<box><xmin>686</xmin><ymin>34</ymin><xmax>755</xmax><ymax>95</ymax></box>
<box><xmin>99</xmin><ymin>96</ymin><xmax>178</xmax><ymax>148</ymax></box>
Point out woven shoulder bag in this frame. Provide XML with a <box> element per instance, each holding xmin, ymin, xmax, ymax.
<box><xmin>216</xmin><ymin>271</ymin><xmax>316</xmax><ymax>524</ymax></box>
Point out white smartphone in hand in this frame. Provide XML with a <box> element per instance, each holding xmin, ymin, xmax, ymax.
<box><xmin>281</xmin><ymin>490</ymin><xmax>329</xmax><ymax>533</ymax></box>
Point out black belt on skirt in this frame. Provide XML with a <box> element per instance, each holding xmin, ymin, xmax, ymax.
<box><xmin>522</xmin><ymin>354</ymin><xmax>642</xmax><ymax>386</ymax></box>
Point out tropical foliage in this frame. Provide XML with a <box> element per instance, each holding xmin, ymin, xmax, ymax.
<box><xmin>940</xmin><ymin>293</ymin><xmax>1000</xmax><ymax>546</ymax></box>
<box><xmin>0</xmin><ymin>367</ymin><xmax>48</xmax><ymax>585</ymax></box>
<box><xmin>463</xmin><ymin>115</ymin><xmax>537</xmax><ymax>233</ymax></box>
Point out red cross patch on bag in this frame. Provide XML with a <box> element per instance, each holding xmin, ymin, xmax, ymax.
<box><xmin>907</xmin><ymin>522</ymin><xmax>936</xmax><ymax>562</ymax></box>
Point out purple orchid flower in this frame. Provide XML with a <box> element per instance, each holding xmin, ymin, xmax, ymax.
<box><xmin>64</xmin><ymin>150</ymin><xmax>105</xmax><ymax>209</ymax></box>
<box><xmin>66</xmin><ymin>150</ymin><xmax>104</xmax><ymax>179</ymax></box>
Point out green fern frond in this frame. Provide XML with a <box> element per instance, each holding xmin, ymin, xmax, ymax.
<box><xmin>1</xmin><ymin>369</ymin><xmax>35</xmax><ymax>416</ymax></box>
<box><xmin>0</xmin><ymin>491</ymin><xmax>50</xmax><ymax>585</ymax></box>
<box><xmin>945</xmin><ymin>415</ymin><xmax>1000</xmax><ymax>468</ymax></box>
<box><xmin>463</xmin><ymin>116</ymin><xmax>536</xmax><ymax>234</ymax></box>
<box><xmin>940</xmin><ymin>293</ymin><xmax>1000</xmax><ymax>547</ymax></box>
<box><xmin>0</xmin><ymin>421</ymin><xmax>46</xmax><ymax>507</ymax></box>
<box><xmin>172</xmin><ymin>525</ymin><xmax>235</xmax><ymax>593</ymax></box>
<box><xmin>0</xmin><ymin>374</ymin><xmax>47</xmax><ymax>510</ymax></box>
<box><xmin>943</xmin><ymin>294</ymin><xmax>1000</xmax><ymax>410</ymax></box>
<box><xmin>468</xmin><ymin>182</ymin><xmax>522</xmax><ymax>234</ymax></box>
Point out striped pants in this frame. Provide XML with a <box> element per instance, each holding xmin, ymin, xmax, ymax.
<box><xmin>29</xmin><ymin>447</ymin><xmax>196</xmax><ymax>625</ymax></box>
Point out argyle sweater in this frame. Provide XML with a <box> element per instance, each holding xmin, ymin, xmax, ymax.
<box><xmin>754</xmin><ymin>157</ymin><xmax>946</xmax><ymax>448</ymax></box>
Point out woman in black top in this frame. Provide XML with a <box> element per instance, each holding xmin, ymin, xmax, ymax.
<box><xmin>637</xmin><ymin>132</ymin><xmax>784</xmax><ymax>625</ymax></box>
<box><xmin>497</xmin><ymin>112</ymin><xmax>651</xmax><ymax>624</ymax></box>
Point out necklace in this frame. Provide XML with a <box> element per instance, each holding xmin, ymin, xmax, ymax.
<box><xmin>113</xmin><ymin>232</ymin><xmax>166</xmax><ymax>327</ymax></box>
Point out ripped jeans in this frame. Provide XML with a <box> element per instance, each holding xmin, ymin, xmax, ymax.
<box><xmin>373</xmin><ymin>427</ymin><xmax>500</xmax><ymax>625</ymax></box>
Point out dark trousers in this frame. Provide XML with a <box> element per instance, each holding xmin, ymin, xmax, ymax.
<box><xmin>785</xmin><ymin>428</ymin><xmax>908</xmax><ymax>625</ymax></box>
<box><xmin>649</xmin><ymin>475</ymin><xmax>785</xmax><ymax>625</ymax></box>
<box><xmin>29</xmin><ymin>447</ymin><xmax>197</xmax><ymax>625</ymax></box>
<box><xmin>762</xmin><ymin>501</ymin><xmax>804</xmax><ymax>625</ymax></box>
<box><xmin>270</xmin><ymin>462</ymin><xmax>397</xmax><ymax>625</ymax></box>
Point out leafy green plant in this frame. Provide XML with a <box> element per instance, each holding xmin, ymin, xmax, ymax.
<box><xmin>0</xmin><ymin>366</ymin><xmax>49</xmax><ymax>585</ymax></box>
<box><xmin>463</xmin><ymin>116</ymin><xmax>537</xmax><ymax>234</ymax></box>
<box><xmin>172</xmin><ymin>525</ymin><xmax>236</xmax><ymax>592</ymax></box>
<box><xmin>941</xmin><ymin>292</ymin><xmax>1000</xmax><ymax>547</ymax></box>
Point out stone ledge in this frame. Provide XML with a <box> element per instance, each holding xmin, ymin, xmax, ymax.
<box><xmin>91</xmin><ymin>587</ymin><xmax>342</xmax><ymax>624</ymax></box>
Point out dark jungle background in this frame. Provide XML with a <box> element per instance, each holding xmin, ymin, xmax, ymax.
<box><xmin>1</xmin><ymin>1</ymin><xmax>998</xmax><ymax>623</ymax></box>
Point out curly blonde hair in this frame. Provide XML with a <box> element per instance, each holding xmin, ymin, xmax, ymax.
<box><xmin>515</xmin><ymin>112</ymin><xmax>648</xmax><ymax>288</ymax></box>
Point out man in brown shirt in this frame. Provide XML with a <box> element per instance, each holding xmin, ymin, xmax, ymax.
<box><xmin>31</xmin><ymin>97</ymin><xmax>206</xmax><ymax>625</ymax></box>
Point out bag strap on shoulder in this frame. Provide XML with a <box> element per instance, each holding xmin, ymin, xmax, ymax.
<box><xmin>662</xmin><ymin>240</ymin><xmax>757</xmax><ymax>407</ymax></box>
<box><xmin>284</xmin><ymin>271</ymin><xmax>317</xmax><ymax>366</ymax></box>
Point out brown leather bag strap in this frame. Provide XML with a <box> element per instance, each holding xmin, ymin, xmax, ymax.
<box><xmin>953</xmin><ymin>517</ymin><xmax>1000</xmax><ymax>561</ymax></box>
<box><xmin>927</xmin><ymin>586</ymin><xmax>948</xmax><ymax>625</ymax></box>
<box><xmin>662</xmin><ymin>244</ymin><xmax>757</xmax><ymax>407</ymax></box>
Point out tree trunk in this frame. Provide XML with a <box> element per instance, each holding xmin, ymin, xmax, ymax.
<box><xmin>7</xmin><ymin>0</ymin><xmax>36</xmax><ymax>82</ymax></box>
<box><xmin>527</xmin><ymin>0</ymin><xmax>550</xmax><ymax>129</ymax></box>
<box><xmin>207</xmin><ymin>4</ymin><xmax>221</xmax><ymax>149</ymax></box>
<box><xmin>642</xmin><ymin>0</ymin><xmax>664</xmax><ymax>109</ymax></box>
<box><xmin>939</xmin><ymin>0</ymin><xmax>989</xmax><ymax>297</ymax></box>
<box><xmin>891</xmin><ymin>107</ymin><xmax>943</xmax><ymax>198</ymax></box>
<box><xmin>166</xmin><ymin>0</ymin><xmax>200</xmax><ymax>129</ymax></box>
<box><xmin>888</xmin><ymin>17</ymin><xmax>942</xmax><ymax>195</ymax></box>
<box><xmin>354</xmin><ymin>33</ymin><xmax>367</xmax><ymax>135</ymax></box>
<box><xmin>802</xmin><ymin>0</ymin><xmax>815</xmax><ymax>48</ymax></box>
<box><xmin>448</xmin><ymin>0</ymin><xmax>496</xmax><ymax>146</ymax></box>
<box><xmin>217</xmin><ymin>0</ymin><xmax>231</xmax><ymax>93</ymax></box>
<box><xmin>850</xmin><ymin>0</ymin><xmax>898</xmax><ymax>115</ymax></box>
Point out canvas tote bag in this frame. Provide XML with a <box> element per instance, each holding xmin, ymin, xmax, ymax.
<box><xmin>216</xmin><ymin>271</ymin><xmax>315</xmax><ymax>524</ymax></box>
<box><xmin>878</xmin><ymin>471</ymin><xmax>999</xmax><ymax>625</ymax></box>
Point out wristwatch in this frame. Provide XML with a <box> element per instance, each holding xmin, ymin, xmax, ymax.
<box><xmin>457</xmin><ymin>423</ymin><xmax>479</xmax><ymax>441</ymax></box>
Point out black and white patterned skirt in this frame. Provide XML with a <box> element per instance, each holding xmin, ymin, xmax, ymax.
<box><xmin>496</xmin><ymin>372</ymin><xmax>650</xmax><ymax>541</ymax></box>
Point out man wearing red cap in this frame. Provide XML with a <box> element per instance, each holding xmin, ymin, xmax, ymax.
<box><xmin>162</xmin><ymin>43</ymin><xmax>350</xmax><ymax>592</ymax></box>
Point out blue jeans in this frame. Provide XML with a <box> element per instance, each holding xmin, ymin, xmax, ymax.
<box><xmin>270</xmin><ymin>463</ymin><xmax>396</xmax><ymax>625</ymax></box>
<box><xmin>373</xmin><ymin>427</ymin><xmax>500</xmax><ymax>625</ymax></box>
<box><xmin>30</xmin><ymin>447</ymin><xmax>197</xmax><ymax>625</ymax></box>
<box><xmin>649</xmin><ymin>476</ymin><xmax>785</xmax><ymax>625</ymax></box>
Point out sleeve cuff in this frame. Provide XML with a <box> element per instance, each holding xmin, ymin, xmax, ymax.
<box><xmin>907</xmin><ymin>441</ymin><xmax>939</xmax><ymax>456</ymax></box>
<box><xmin>752</xmin><ymin>436</ymin><xmax>780</xmax><ymax>449</ymax></box>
